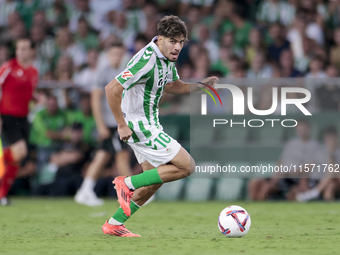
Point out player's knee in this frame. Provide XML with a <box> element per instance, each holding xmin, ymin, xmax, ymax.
<box><xmin>12</xmin><ymin>141</ymin><xmax>27</xmax><ymax>162</ymax></box>
<box><xmin>182</xmin><ymin>157</ymin><xmax>195</xmax><ymax>178</ymax></box>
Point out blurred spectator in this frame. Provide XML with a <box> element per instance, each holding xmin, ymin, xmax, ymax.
<box><xmin>1</xmin><ymin>19</ymin><xmax>27</xmax><ymax>56</ymax></box>
<box><xmin>0</xmin><ymin>0</ymin><xmax>18</xmax><ymax>28</ymax></box>
<box><xmin>288</xmin><ymin>8</ymin><xmax>324</xmax><ymax>61</ymax></box>
<box><xmin>30</xmin><ymin>94</ymin><xmax>70</xmax><ymax>189</ymax></box>
<box><xmin>0</xmin><ymin>44</ymin><xmax>9</xmax><ymax>66</ymax></box>
<box><xmin>30</xmin><ymin>25</ymin><xmax>55</xmax><ymax>68</ymax></box>
<box><xmin>53</xmin><ymin>27</ymin><xmax>87</xmax><ymax>69</ymax></box>
<box><xmin>33</xmin><ymin>122</ymin><xmax>88</xmax><ymax>196</ymax></box>
<box><xmin>132</xmin><ymin>33</ymin><xmax>149</xmax><ymax>54</ymax></box>
<box><xmin>198</xmin><ymin>24</ymin><xmax>219</xmax><ymax>63</ymax></box>
<box><xmin>210</xmin><ymin>46</ymin><xmax>232</xmax><ymax>76</ymax></box>
<box><xmin>315</xmin><ymin>65</ymin><xmax>340</xmax><ymax>111</ymax></box>
<box><xmin>32</xmin><ymin>10</ymin><xmax>52</xmax><ymax>35</ymax></box>
<box><xmin>267</xmin><ymin>22</ymin><xmax>290</xmax><ymax>64</ymax></box>
<box><xmin>121</xmin><ymin>0</ymin><xmax>147</xmax><ymax>33</ymax></box>
<box><xmin>227</xmin><ymin>4</ymin><xmax>253</xmax><ymax>50</ymax></box>
<box><xmin>294</xmin><ymin>37</ymin><xmax>314</xmax><ymax>73</ymax></box>
<box><xmin>144</xmin><ymin>17</ymin><xmax>159</xmax><ymax>41</ymax></box>
<box><xmin>68</xmin><ymin>0</ymin><xmax>96</xmax><ymax>33</ymax></box>
<box><xmin>178</xmin><ymin>0</ymin><xmax>213</xmax><ymax>17</ymax></box>
<box><xmin>97</xmin><ymin>35</ymin><xmax>131</xmax><ymax>70</ymax></box>
<box><xmin>330</xmin><ymin>27</ymin><xmax>340</xmax><ymax>69</ymax></box>
<box><xmin>101</xmin><ymin>11</ymin><xmax>136</xmax><ymax>49</ymax></box>
<box><xmin>32</xmin><ymin>44</ymin><xmax>50</xmax><ymax>78</ymax></box>
<box><xmin>225</xmin><ymin>55</ymin><xmax>241</xmax><ymax>78</ymax></box>
<box><xmin>248</xmin><ymin>119</ymin><xmax>319</xmax><ymax>201</ymax></box>
<box><xmin>192</xmin><ymin>48</ymin><xmax>210</xmax><ymax>79</ymax></box>
<box><xmin>54</xmin><ymin>55</ymin><xmax>74</xmax><ymax>82</ymax></box>
<box><xmin>45</xmin><ymin>0</ymin><xmax>69</xmax><ymax>30</ymax></box>
<box><xmin>220</xmin><ymin>31</ymin><xmax>244</xmax><ymax>57</ymax></box>
<box><xmin>142</xmin><ymin>0</ymin><xmax>162</xmax><ymax>23</ymax></box>
<box><xmin>306</xmin><ymin>56</ymin><xmax>327</xmax><ymax>78</ymax></box>
<box><xmin>30</xmin><ymin>94</ymin><xmax>69</xmax><ymax>149</ymax></box>
<box><xmin>73</xmin><ymin>49</ymin><xmax>98</xmax><ymax>92</ymax></box>
<box><xmin>74</xmin><ymin>18</ymin><xmax>100</xmax><ymax>51</ymax></box>
<box><xmin>245</xmin><ymin>28</ymin><xmax>266</xmax><ymax>65</ymax></box>
<box><xmin>15</xmin><ymin>0</ymin><xmax>40</xmax><ymax>30</ymax></box>
<box><xmin>67</xmin><ymin>93</ymin><xmax>96</xmax><ymax>146</ymax></box>
<box><xmin>257</xmin><ymin>0</ymin><xmax>296</xmax><ymax>27</ymax></box>
<box><xmin>296</xmin><ymin>126</ymin><xmax>340</xmax><ymax>201</ymax></box>
<box><xmin>184</xmin><ymin>4</ymin><xmax>201</xmax><ymax>41</ymax></box>
<box><xmin>279</xmin><ymin>49</ymin><xmax>302</xmax><ymax>77</ymax></box>
<box><xmin>178</xmin><ymin>62</ymin><xmax>193</xmax><ymax>81</ymax></box>
<box><xmin>247</xmin><ymin>51</ymin><xmax>273</xmax><ymax>78</ymax></box>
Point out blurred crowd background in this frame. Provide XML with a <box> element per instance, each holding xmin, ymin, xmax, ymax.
<box><xmin>2</xmin><ymin>0</ymin><xmax>340</xmax><ymax>201</ymax></box>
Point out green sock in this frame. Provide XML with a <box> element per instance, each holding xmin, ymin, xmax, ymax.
<box><xmin>130</xmin><ymin>168</ymin><xmax>163</xmax><ymax>189</ymax></box>
<box><xmin>111</xmin><ymin>200</ymin><xmax>140</xmax><ymax>224</ymax></box>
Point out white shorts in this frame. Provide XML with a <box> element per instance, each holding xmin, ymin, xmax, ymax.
<box><xmin>128</xmin><ymin>128</ymin><xmax>181</xmax><ymax>167</ymax></box>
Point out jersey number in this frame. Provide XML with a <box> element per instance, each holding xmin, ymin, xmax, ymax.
<box><xmin>145</xmin><ymin>133</ymin><xmax>171</xmax><ymax>150</ymax></box>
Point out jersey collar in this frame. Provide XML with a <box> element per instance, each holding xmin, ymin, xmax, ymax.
<box><xmin>150</xmin><ymin>36</ymin><xmax>167</xmax><ymax>60</ymax></box>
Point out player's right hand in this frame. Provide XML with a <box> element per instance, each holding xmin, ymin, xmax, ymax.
<box><xmin>98</xmin><ymin>126</ymin><xmax>111</xmax><ymax>140</ymax></box>
<box><xmin>118</xmin><ymin>125</ymin><xmax>132</xmax><ymax>142</ymax></box>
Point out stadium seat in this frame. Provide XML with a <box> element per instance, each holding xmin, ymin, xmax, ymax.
<box><xmin>184</xmin><ymin>178</ymin><xmax>214</xmax><ymax>201</ymax></box>
<box><xmin>215</xmin><ymin>178</ymin><xmax>244</xmax><ymax>200</ymax></box>
<box><xmin>156</xmin><ymin>179</ymin><xmax>185</xmax><ymax>201</ymax></box>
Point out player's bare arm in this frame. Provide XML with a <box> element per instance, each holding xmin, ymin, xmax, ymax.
<box><xmin>105</xmin><ymin>78</ymin><xmax>132</xmax><ymax>142</ymax></box>
<box><xmin>164</xmin><ymin>76</ymin><xmax>219</xmax><ymax>94</ymax></box>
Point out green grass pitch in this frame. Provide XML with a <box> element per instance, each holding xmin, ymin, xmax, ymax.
<box><xmin>1</xmin><ymin>198</ymin><xmax>339</xmax><ymax>255</ymax></box>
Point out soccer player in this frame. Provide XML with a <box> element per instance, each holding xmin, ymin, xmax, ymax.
<box><xmin>0</xmin><ymin>38</ymin><xmax>38</xmax><ymax>205</ymax></box>
<box><xmin>101</xmin><ymin>15</ymin><xmax>218</xmax><ymax>237</ymax></box>
<box><xmin>75</xmin><ymin>42</ymin><xmax>133</xmax><ymax>206</ymax></box>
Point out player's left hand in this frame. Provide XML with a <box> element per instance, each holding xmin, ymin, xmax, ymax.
<box><xmin>200</xmin><ymin>76</ymin><xmax>219</xmax><ymax>89</ymax></box>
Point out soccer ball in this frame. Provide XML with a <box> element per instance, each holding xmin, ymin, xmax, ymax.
<box><xmin>218</xmin><ymin>205</ymin><xmax>251</xmax><ymax>238</ymax></box>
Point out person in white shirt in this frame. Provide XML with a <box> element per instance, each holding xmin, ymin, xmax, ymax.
<box><xmin>248</xmin><ymin>119</ymin><xmax>319</xmax><ymax>201</ymax></box>
<box><xmin>73</xmin><ymin>49</ymin><xmax>98</xmax><ymax>92</ymax></box>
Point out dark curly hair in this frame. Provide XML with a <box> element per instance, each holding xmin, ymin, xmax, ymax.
<box><xmin>157</xmin><ymin>15</ymin><xmax>188</xmax><ymax>40</ymax></box>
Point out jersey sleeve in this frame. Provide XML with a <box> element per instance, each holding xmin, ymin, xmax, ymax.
<box><xmin>115</xmin><ymin>48</ymin><xmax>155</xmax><ymax>90</ymax></box>
<box><xmin>0</xmin><ymin>62</ymin><xmax>12</xmax><ymax>87</ymax></box>
<box><xmin>172</xmin><ymin>65</ymin><xmax>180</xmax><ymax>82</ymax></box>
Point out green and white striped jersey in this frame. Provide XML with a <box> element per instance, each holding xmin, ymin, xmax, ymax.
<box><xmin>115</xmin><ymin>36</ymin><xmax>179</xmax><ymax>143</ymax></box>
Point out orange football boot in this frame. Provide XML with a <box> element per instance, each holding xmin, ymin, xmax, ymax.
<box><xmin>102</xmin><ymin>221</ymin><xmax>141</xmax><ymax>237</ymax></box>
<box><xmin>113</xmin><ymin>176</ymin><xmax>134</xmax><ymax>216</ymax></box>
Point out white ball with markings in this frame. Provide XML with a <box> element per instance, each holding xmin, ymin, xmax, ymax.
<box><xmin>218</xmin><ymin>205</ymin><xmax>251</xmax><ymax>237</ymax></box>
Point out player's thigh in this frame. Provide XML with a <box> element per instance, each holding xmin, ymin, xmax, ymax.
<box><xmin>169</xmin><ymin>146</ymin><xmax>195</xmax><ymax>173</ymax></box>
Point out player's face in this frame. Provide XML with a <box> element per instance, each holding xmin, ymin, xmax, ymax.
<box><xmin>16</xmin><ymin>40</ymin><xmax>33</xmax><ymax>64</ymax></box>
<box><xmin>159</xmin><ymin>35</ymin><xmax>185</xmax><ymax>62</ymax></box>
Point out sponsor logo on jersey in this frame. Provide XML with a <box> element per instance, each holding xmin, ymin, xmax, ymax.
<box><xmin>121</xmin><ymin>71</ymin><xmax>133</xmax><ymax>80</ymax></box>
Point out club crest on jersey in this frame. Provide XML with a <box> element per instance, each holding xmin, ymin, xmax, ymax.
<box><xmin>121</xmin><ymin>70</ymin><xmax>133</xmax><ymax>80</ymax></box>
